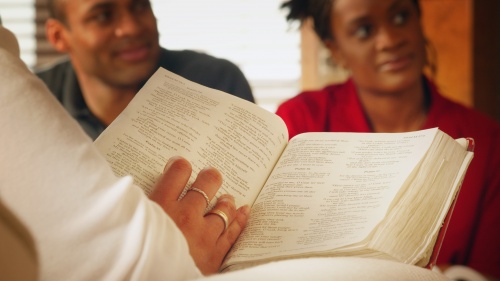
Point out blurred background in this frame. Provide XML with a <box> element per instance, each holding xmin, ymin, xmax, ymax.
<box><xmin>1</xmin><ymin>0</ymin><xmax>499</xmax><ymax>121</ymax></box>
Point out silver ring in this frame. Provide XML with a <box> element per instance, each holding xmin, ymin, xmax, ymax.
<box><xmin>187</xmin><ymin>187</ymin><xmax>210</xmax><ymax>207</ymax></box>
<box><xmin>207</xmin><ymin>209</ymin><xmax>229</xmax><ymax>231</ymax></box>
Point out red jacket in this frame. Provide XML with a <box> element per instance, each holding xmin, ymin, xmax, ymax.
<box><xmin>276</xmin><ymin>77</ymin><xmax>500</xmax><ymax>277</ymax></box>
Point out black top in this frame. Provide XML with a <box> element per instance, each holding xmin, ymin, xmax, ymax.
<box><xmin>36</xmin><ymin>48</ymin><xmax>254</xmax><ymax>140</ymax></box>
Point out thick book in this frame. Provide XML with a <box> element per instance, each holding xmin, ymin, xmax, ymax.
<box><xmin>94</xmin><ymin>67</ymin><xmax>474</xmax><ymax>272</ymax></box>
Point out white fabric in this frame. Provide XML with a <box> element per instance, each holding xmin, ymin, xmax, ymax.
<box><xmin>202</xmin><ymin>257</ymin><xmax>450</xmax><ymax>281</ymax></box>
<box><xmin>442</xmin><ymin>265</ymin><xmax>488</xmax><ymax>281</ymax></box>
<box><xmin>0</xmin><ymin>196</ymin><xmax>38</xmax><ymax>280</ymax></box>
<box><xmin>0</xmin><ymin>24</ymin><xmax>20</xmax><ymax>57</ymax></box>
<box><xmin>0</xmin><ymin>32</ymin><xmax>201</xmax><ymax>280</ymax></box>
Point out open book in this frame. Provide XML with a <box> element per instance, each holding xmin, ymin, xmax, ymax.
<box><xmin>94</xmin><ymin>67</ymin><xmax>474</xmax><ymax>272</ymax></box>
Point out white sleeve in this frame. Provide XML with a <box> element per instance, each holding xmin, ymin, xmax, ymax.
<box><xmin>200</xmin><ymin>257</ymin><xmax>449</xmax><ymax>281</ymax></box>
<box><xmin>0</xmin><ymin>43</ymin><xmax>202</xmax><ymax>280</ymax></box>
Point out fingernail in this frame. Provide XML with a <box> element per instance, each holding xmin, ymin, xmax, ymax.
<box><xmin>218</xmin><ymin>194</ymin><xmax>234</xmax><ymax>203</ymax></box>
<box><xmin>239</xmin><ymin>205</ymin><xmax>250</xmax><ymax>216</ymax></box>
<box><xmin>163</xmin><ymin>156</ymin><xmax>181</xmax><ymax>173</ymax></box>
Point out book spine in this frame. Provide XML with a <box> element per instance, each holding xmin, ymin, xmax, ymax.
<box><xmin>466</xmin><ymin>137</ymin><xmax>475</xmax><ymax>152</ymax></box>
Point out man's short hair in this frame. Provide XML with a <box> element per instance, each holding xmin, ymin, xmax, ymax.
<box><xmin>47</xmin><ymin>0</ymin><xmax>67</xmax><ymax>23</ymax></box>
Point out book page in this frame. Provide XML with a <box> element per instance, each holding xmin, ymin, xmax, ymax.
<box><xmin>224</xmin><ymin>129</ymin><xmax>438</xmax><ymax>266</ymax></box>
<box><xmin>367</xmin><ymin>133</ymin><xmax>474</xmax><ymax>266</ymax></box>
<box><xmin>94</xmin><ymin>68</ymin><xmax>288</xmax><ymax>207</ymax></box>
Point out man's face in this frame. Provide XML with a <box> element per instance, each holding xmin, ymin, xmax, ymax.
<box><xmin>59</xmin><ymin>0</ymin><xmax>160</xmax><ymax>88</ymax></box>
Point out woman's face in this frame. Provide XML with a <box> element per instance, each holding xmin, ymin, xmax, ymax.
<box><xmin>327</xmin><ymin>0</ymin><xmax>426</xmax><ymax>94</ymax></box>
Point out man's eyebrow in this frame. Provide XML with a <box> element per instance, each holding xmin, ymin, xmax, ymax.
<box><xmin>86</xmin><ymin>1</ymin><xmax>115</xmax><ymax>13</ymax></box>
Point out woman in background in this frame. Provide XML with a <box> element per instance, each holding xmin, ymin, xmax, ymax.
<box><xmin>276</xmin><ymin>0</ymin><xmax>500</xmax><ymax>279</ymax></box>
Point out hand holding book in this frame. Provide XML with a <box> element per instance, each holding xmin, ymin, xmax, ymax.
<box><xmin>94</xmin><ymin>68</ymin><xmax>474</xmax><ymax>272</ymax></box>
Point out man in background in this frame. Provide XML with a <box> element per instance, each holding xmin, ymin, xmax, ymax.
<box><xmin>36</xmin><ymin>0</ymin><xmax>254</xmax><ymax>140</ymax></box>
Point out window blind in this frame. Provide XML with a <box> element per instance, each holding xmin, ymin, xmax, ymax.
<box><xmin>0</xmin><ymin>0</ymin><xmax>36</xmax><ymax>67</ymax></box>
<box><xmin>151</xmin><ymin>0</ymin><xmax>301</xmax><ymax>112</ymax></box>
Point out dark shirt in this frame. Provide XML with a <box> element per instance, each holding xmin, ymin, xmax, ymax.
<box><xmin>36</xmin><ymin>48</ymin><xmax>254</xmax><ymax>140</ymax></box>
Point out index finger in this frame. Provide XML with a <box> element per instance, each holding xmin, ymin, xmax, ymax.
<box><xmin>149</xmin><ymin>156</ymin><xmax>192</xmax><ymax>205</ymax></box>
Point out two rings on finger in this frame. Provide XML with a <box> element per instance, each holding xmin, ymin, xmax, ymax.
<box><xmin>186</xmin><ymin>187</ymin><xmax>229</xmax><ymax>231</ymax></box>
<box><xmin>207</xmin><ymin>209</ymin><xmax>229</xmax><ymax>231</ymax></box>
<box><xmin>187</xmin><ymin>187</ymin><xmax>210</xmax><ymax>208</ymax></box>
